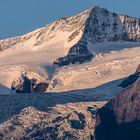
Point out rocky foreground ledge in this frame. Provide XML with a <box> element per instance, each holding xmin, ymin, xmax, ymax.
<box><xmin>0</xmin><ymin>93</ymin><xmax>105</xmax><ymax>139</ymax></box>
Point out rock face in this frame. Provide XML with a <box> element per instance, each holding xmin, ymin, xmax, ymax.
<box><xmin>120</xmin><ymin>64</ymin><xmax>140</xmax><ymax>88</ymax></box>
<box><xmin>94</xmin><ymin>77</ymin><xmax>140</xmax><ymax>140</ymax></box>
<box><xmin>135</xmin><ymin>64</ymin><xmax>140</xmax><ymax>73</ymax></box>
<box><xmin>121</xmin><ymin>15</ymin><xmax>140</xmax><ymax>41</ymax></box>
<box><xmin>54</xmin><ymin>41</ymin><xmax>93</xmax><ymax>66</ymax></box>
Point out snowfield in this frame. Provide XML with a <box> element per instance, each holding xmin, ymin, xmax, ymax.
<box><xmin>48</xmin><ymin>42</ymin><xmax>140</xmax><ymax>92</ymax></box>
<box><xmin>1</xmin><ymin>42</ymin><xmax>140</xmax><ymax>94</ymax></box>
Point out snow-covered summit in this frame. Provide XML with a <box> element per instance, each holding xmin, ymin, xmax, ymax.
<box><xmin>55</xmin><ymin>6</ymin><xmax>140</xmax><ymax>66</ymax></box>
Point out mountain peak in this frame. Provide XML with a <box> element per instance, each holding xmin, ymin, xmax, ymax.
<box><xmin>0</xmin><ymin>6</ymin><xmax>140</xmax><ymax>68</ymax></box>
<box><xmin>92</xmin><ymin>6</ymin><xmax>102</xmax><ymax>10</ymax></box>
<box><xmin>91</xmin><ymin>6</ymin><xmax>110</xmax><ymax>13</ymax></box>
<box><xmin>54</xmin><ymin>6</ymin><xmax>140</xmax><ymax>66</ymax></box>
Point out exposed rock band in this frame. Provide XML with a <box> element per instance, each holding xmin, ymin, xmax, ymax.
<box><xmin>11</xmin><ymin>73</ymin><xmax>48</xmax><ymax>94</ymax></box>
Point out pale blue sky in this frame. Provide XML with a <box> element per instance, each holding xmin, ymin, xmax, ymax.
<box><xmin>0</xmin><ymin>0</ymin><xmax>139</xmax><ymax>38</ymax></box>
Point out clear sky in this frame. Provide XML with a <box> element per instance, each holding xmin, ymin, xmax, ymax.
<box><xmin>0</xmin><ymin>0</ymin><xmax>139</xmax><ymax>39</ymax></box>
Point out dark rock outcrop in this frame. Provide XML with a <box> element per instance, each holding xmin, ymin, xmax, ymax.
<box><xmin>12</xmin><ymin>76</ymin><xmax>48</xmax><ymax>93</ymax></box>
<box><xmin>94</xmin><ymin>77</ymin><xmax>140</xmax><ymax>140</ymax></box>
<box><xmin>135</xmin><ymin>64</ymin><xmax>140</xmax><ymax>73</ymax></box>
<box><xmin>54</xmin><ymin>41</ymin><xmax>93</xmax><ymax>66</ymax></box>
<box><xmin>120</xmin><ymin>64</ymin><xmax>140</xmax><ymax>88</ymax></box>
<box><xmin>0</xmin><ymin>96</ymin><xmax>103</xmax><ymax>140</ymax></box>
